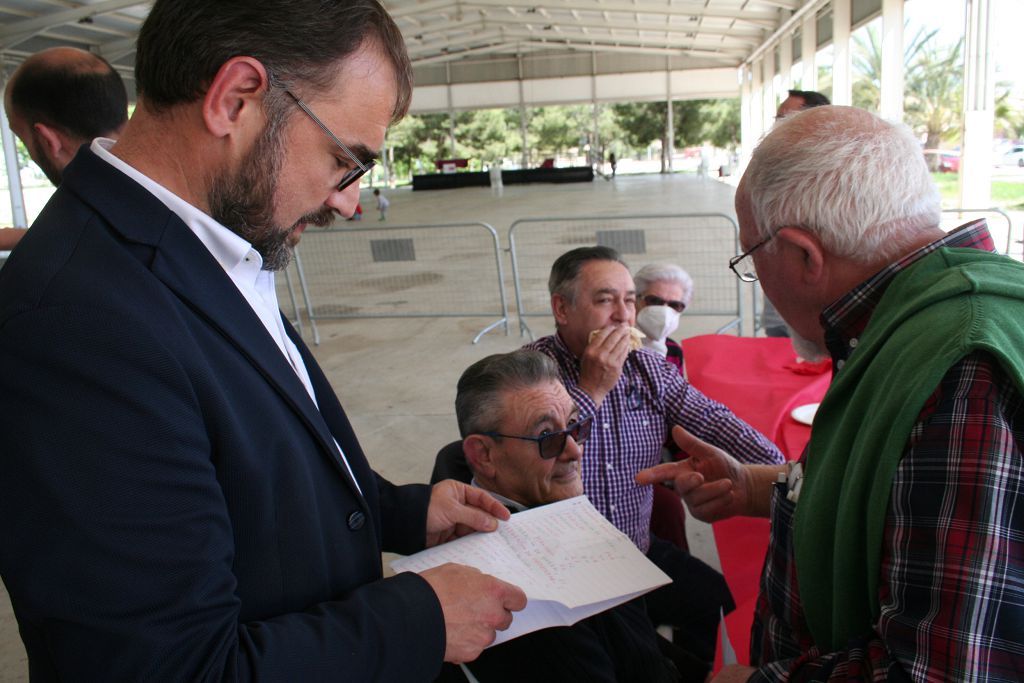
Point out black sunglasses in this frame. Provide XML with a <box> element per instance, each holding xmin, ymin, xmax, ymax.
<box><xmin>642</xmin><ymin>294</ymin><xmax>687</xmax><ymax>313</ymax></box>
<box><xmin>483</xmin><ymin>416</ymin><xmax>593</xmax><ymax>460</ymax></box>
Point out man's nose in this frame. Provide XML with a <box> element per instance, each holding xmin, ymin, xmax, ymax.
<box><xmin>560</xmin><ymin>433</ymin><xmax>583</xmax><ymax>461</ymax></box>
<box><xmin>612</xmin><ymin>299</ymin><xmax>632</xmax><ymax>323</ymax></box>
<box><xmin>326</xmin><ymin>183</ymin><xmax>360</xmax><ymax>216</ymax></box>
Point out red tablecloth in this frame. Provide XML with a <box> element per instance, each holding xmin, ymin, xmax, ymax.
<box><xmin>680</xmin><ymin>335</ymin><xmax>831</xmax><ymax>670</ymax></box>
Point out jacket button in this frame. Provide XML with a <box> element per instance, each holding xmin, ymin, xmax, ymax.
<box><xmin>347</xmin><ymin>511</ymin><xmax>365</xmax><ymax>531</ymax></box>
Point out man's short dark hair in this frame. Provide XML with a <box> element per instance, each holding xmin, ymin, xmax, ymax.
<box><xmin>135</xmin><ymin>0</ymin><xmax>412</xmax><ymax>123</ymax></box>
<box><xmin>456</xmin><ymin>350</ymin><xmax>561</xmax><ymax>438</ymax></box>
<box><xmin>787</xmin><ymin>90</ymin><xmax>831</xmax><ymax>109</ymax></box>
<box><xmin>548</xmin><ymin>246</ymin><xmax>628</xmax><ymax>304</ymax></box>
<box><xmin>8</xmin><ymin>57</ymin><xmax>127</xmax><ymax>141</ymax></box>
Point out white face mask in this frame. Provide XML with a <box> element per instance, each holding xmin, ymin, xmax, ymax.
<box><xmin>635</xmin><ymin>305</ymin><xmax>681</xmax><ymax>355</ymax></box>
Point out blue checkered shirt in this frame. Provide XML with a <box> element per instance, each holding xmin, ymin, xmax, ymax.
<box><xmin>526</xmin><ymin>334</ymin><xmax>783</xmax><ymax>551</ymax></box>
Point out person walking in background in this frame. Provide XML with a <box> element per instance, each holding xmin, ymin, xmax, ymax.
<box><xmin>374</xmin><ymin>187</ymin><xmax>390</xmax><ymax>221</ymax></box>
<box><xmin>608</xmin><ymin>151</ymin><xmax>617</xmax><ymax>178</ymax></box>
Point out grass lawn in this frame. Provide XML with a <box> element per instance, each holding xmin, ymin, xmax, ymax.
<box><xmin>931</xmin><ymin>172</ymin><xmax>1024</xmax><ymax>210</ymax></box>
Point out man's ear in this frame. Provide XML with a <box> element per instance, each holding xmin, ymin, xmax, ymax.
<box><xmin>201</xmin><ymin>56</ymin><xmax>271</xmax><ymax>139</ymax></box>
<box><xmin>552</xmin><ymin>293</ymin><xmax>571</xmax><ymax>327</ymax></box>
<box><xmin>463</xmin><ymin>435</ymin><xmax>497</xmax><ymax>479</ymax></box>
<box><xmin>31</xmin><ymin>123</ymin><xmax>76</xmax><ymax>169</ymax></box>
<box><xmin>776</xmin><ymin>226</ymin><xmax>826</xmax><ymax>285</ymax></box>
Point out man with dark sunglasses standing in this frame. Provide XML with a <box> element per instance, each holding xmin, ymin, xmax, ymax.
<box><xmin>523</xmin><ymin>246</ymin><xmax>785</xmax><ymax>672</ymax></box>
<box><xmin>442</xmin><ymin>349</ymin><xmax>699</xmax><ymax>682</ymax></box>
<box><xmin>0</xmin><ymin>1</ymin><xmax>526</xmax><ymax>680</ymax></box>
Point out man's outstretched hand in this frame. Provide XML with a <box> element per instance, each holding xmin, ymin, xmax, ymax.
<box><xmin>636</xmin><ymin>425</ymin><xmax>758</xmax><ymax>522</ymax></box>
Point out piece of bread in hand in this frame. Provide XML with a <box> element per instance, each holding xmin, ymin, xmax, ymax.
<box><xmin>589</xmin><ymin>326</ymin><xmax>645</xmax><ymax>351</ymax></box>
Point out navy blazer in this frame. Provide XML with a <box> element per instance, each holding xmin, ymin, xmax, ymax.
<box><xmin>0</xmin><ymin>148</ymin><xmax>444</xmax><ymax>681</ymax></box>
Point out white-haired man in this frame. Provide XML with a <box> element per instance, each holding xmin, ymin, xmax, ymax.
<box><xmin>640</xmin><ymin>105</ymin><xmax>1024</xmax><ymax>681</ymax></box>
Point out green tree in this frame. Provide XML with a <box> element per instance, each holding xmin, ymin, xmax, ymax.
<box><xmin>453</xmin><ymin>108</ymin><xmax>516</xmax><ymax>170</ymax></box>
<box><xmin>995</xmin><ymin>83</ymin><xmax>1024</xmax><ymax>140</ymax></box>
<box><xmin>852</xmin><ymin>24</ymin><xmax>939</xmax><ymax>113</ymax></box>
<box><xmin>850</xmin><ymin>23</ymin><xmax>964</xmax><ymax>157</ymax></box>
<box><xmin>612</xmin><ymin>101</ymin><xmax>670</xmax><ymax>172</ymax></box>
<box><xmin>528</xmin><ymin>105</ymin><xmax>595</xmax><ymax>162</ymax></box>
<box><xmin>387</xmin><ymin>113</ymin><xmax>453</xmax><ymax>180</ymax></box>
<box><xmin>696</xmin><ymin>98</ymin><xmax>741</xmax><ymax>150</ymax></box>
<box><xmin>904</xmin><ymin>37</ymin><xmax>963</xmax><ymax>152</ymax></box>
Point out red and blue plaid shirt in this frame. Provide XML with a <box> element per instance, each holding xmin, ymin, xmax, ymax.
<box><xmin>751</xmin><ymin>220</ymin><xmax>1024</xmax><ymax>682</ymax></box>
<box><xmin>526</xmin><ymin>334</ymin><xmax>782</xmax><ymax>551</ymax></box>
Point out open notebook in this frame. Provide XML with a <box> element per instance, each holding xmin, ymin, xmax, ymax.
<box><xmin>391</xmin><ymin>496</ymin><xmax>670</xmax><ymax>645</ymax></box>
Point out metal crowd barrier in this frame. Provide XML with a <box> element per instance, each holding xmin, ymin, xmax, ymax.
<box><xmin>940</xmin><ymin>207</ymin><xmax>1015</xmax><ymax>259</ymax></box>
<box><xmin>508</xmin><ymin>213</ymin><xmax>744</xmax><ymax>339</ymax></box>
<box><xmin>284</xmin><ymin>222</ymin><xmax>508</xmax><ymax>345</ymax></box>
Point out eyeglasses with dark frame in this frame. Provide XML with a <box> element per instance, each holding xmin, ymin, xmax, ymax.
<box><xmin>641</xmin><ymin>294</ymin><xmax>687</xmax><ymax>313</ymax></box>
<box><xmin>728</xmin><ymin>231</ymin><xmax>777</xmax><ymax>282</ymax></box>
<box><xmin>482</xmin><ymin>415</ymin><xmax>593</xmax><ymax>460</ymax></box>
<box><xmin>283</xmin><ymin>89</ymin><xmax>375</xmax><ymax>192</ymax></box>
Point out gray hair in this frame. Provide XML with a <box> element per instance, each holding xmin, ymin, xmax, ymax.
<box><xmin>548</xmin><ymin>246</ymin><xmax>628</xmax><ymax>305</ymax></box>
<box><xmin>742</xmin><ymin>105</ymin><xmax>940</xmax><ymax>263</ymax></box>
<box><xmin>634</xmin><ymin>263</ymin><xmax>694</xmax><ymax>307</ymax></box>
<box><xmin>455</xmin><ymin>350</ymin><xmax>561</xmax><ymax>438</ymax></box>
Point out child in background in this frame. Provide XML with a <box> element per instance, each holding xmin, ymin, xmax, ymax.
<box><xmin>373</xmin><ymin>189</ymin><xmax>389</xmax><ymax>221</ymax></box>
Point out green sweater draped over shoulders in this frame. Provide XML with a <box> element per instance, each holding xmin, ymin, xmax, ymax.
<box><xmin>793</xmin><ymin>246</ymin><xmax>1024</xmax><ymax>651</ymax></box>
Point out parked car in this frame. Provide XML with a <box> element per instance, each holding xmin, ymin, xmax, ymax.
<box><xmin>923</xmin><ymin>149</ymin><xmax>960</xmax><ymax>173</ymax></box>
<box><xmin>998</xmin><ymin>145</ymin><xmax>1024</xmax><ymax>167</ymax></box>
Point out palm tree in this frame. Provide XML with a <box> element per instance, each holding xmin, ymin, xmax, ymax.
<box><xmin>852</xmin><ymin>24</ymin><xmax>941</xmax><ymax>114</ymax></box>
<box><xmin>852</xmin><ymin>23</ymin><xmax>964</xmax><ymax>169</ymax></box>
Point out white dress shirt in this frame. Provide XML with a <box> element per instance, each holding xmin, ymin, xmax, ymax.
<box><xmin>91</xmin><ymin>138</ymin><xmax>362</xmax><ymax>495</ymax></box>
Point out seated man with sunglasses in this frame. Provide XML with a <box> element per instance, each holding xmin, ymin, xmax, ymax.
<box><xmin>439</xmin><ymin>349</ymin><xmax>706</xmax><ymax>682</ymax></box>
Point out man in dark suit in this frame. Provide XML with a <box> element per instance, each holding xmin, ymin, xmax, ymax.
<box><xmin>440</xmin><ymin>350</ymin><xmax>706</xmax><ymax>682</ymax></box>
<box><xmin>0</xmin><ymin>1</ymin><xmax>525</xmax><ymax>680</ymax></box>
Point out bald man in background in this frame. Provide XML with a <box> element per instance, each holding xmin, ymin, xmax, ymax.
<box><xmin>1</xmin><ymin>47</ymin><xmax>128</xmax><ymax>249</ymax></box>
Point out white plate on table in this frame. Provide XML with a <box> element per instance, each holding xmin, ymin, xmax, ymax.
<box><xmin>790</xmin><ymin>403</ymin><xmax>820</xmax><ymax>426</ymax></box>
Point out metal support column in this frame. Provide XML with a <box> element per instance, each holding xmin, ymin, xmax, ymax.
<box><xmin>1</xmin><ymin>90</ymin><xmax>27</xmax><ymax>228</ymax></box>
<box><xmin>801</xmin><ymin>13</ymin><xmax>818</xmax><ymax>91</ymax></box>
<box><xmin>831</xmin><ymin>0</ymin><xmax>852</xmax><ymax>105</ymax></box>
<box><xmin>762</xmin><ymin>46</ymin><xmax>776</xmax><ymax>129</ymax></box>
<box><xmin>740</xmin><ymin>66</ymin><xmax>754</xmax><ymax>165</ymax></box>
<box><xmin>751</xmin><ymin>57</ymin><xmax>764</xmax><ymax>144</ymax></box>
<box><xmin>591</xmin><ymin>52</ymin><xmax>599</xmax><ymax>169</ymax></box>
<box><xmin>445</xmin><ymin>63</ymin><xmax>457</xmax><ymax>156</ymax></box>
<box><xmin>779</xmin><ymin>26</ymin><xmax>794</xmax><ymax>93</ymax></box>
<box><xmin>518</xmin><ymin>55</ymin><xmax>529</xmax><ymax>169</ymax></box>
<box><xmin>880</xmin><ymin>0</ymin><xmax>905</xmax><ymax>121</ymax></box>
<box><xmin>960</xmin><ymin>0</ymin><xmax>994</xmax><ymax>207</ymax></box>
<box><xmin>664</xmin><ymin>65</ymin><xmax>674</xmax><ymax>173</ymax></box>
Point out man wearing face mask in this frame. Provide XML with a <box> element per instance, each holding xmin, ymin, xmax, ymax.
<box><xmin>634</xmin><ymin>264</ymin><xmax>694</xmax><ymax>370</ymax></box>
